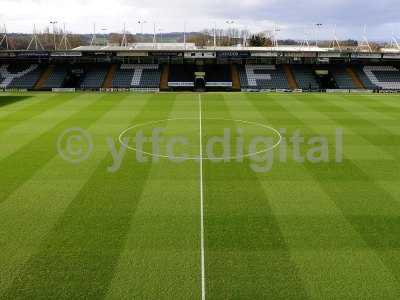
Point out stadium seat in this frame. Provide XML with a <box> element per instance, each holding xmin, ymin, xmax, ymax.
<box><xmin>80</xmin><ymin>65</ymin><xmax>109</xmax><ymax>89</ymax></box>
<box><xmin>168</xmin><ymin>65</ymin><xmax>195</xmax><ymax>87</ymax></box>
<box><xmin>358</xmin><ymin>66</ymin><xmax>400</xmax><ymax>90</ymax></box>
<box><xmin>330</xmin><ymin>66</ymin><xmax>357</xmax><ymax>89</ymax></box>
<box><xmin>42</xmin><ymin>65</ymin><xmax>68</xmax><ymax>89</ymax></box>
<box><xmin>238</xmin><ymin>65</ymin><xmax>290</xmax><ymax>90</ymax></box>
<box><xmin>0</xmin><ymin>64</ymin><xmax>43</xmax><ymax>89</ymax></box>
<box><xmin>291</xmin><ymin>65</ymin><xmax>319</xmax><ymax>90</ymax></box>
<box><xmin>204</xmin><ymin>65</ymin><xmax>232</xmax><ymax>87</ymax></box>
<box><xmin>112</xmin><ymin>64</ymin><xmax>160</xmax><ymax>89</ymax></box>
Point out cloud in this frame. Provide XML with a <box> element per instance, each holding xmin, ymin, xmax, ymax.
<box><xmin>1</xmin><ymin>0</ymin><xmax>399</xmax><ymax>39</ymax></box>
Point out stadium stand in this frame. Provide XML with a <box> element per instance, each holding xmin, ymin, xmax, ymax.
<box><xmin>354</xmin><ymin>66</ymin><xmax>378</xmax><ymax>90</ymax></box>
<box><xmin>168</xmin><ymin>65</ymin><xmax>196</xmax><ymax>87</ymax></box>
<box><xmin>358</xmin><ymin>66</ymin><xmax>400</xmax><ymax>90</ymax></box>
<box><xmin>204</xmin><ymin>65</ymin><xmax>232</xmax><ymax>87</ymax></box>
<box><xmin>291</xmin><ymin>65</ymin><xmax>319</xmax><ymax>90</ymax></box>
<box><xmin>0</xmin><ymin>64</ymin><xmax>43</xmax><ymax>89</ymax></box>
<box><xmin>330</xmin><ymin>66</ymin><xmax>357</xmax><ymax>89</ymax></box>
<box><xmin>111</xmin><ymin>65</ymin><xmax>133</xmax><ymax>87</ymax></box>
<box><xmin>112</xmin><ymin>64</ymin><xmax>160</xmax><ymax>90</ymax></box>
<box><xmin>1</xmin><ymin>58</ymin><xmax>400</xmax><ymax>92</ymax></box>
<box><xmin>239</xmin><ymin>65</ymin><xmax>290</xmax><ymax>90</ymax></box>
<box><xmin>80</xmin><ymin>64</ymin><xmax>109</xmax><ymax>89</ymax></box>
<box><xmin>42</xmin><ymin>65</ymin><xmax>68</xmax><ymax>89</ymax></box>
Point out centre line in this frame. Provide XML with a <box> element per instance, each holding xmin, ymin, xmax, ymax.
<box><xmin>198</xmin><ymin>94</ymin><xmax>206</xmax><ymax>300</ymax></box>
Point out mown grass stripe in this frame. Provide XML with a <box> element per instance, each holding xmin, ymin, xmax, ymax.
<box><xmin>0</xmin><ymin>94</ymin><xmax>102</xmax><ymax>162</ymax></box>
<box><xmin>0</xmin><ymin>93</ymin><xmax>77</xmax><ymax>134</ymax></box>
<box><xmin>361</xmin><ymin>94</ymin><xmax>400</xmax><ymax>110</ymax></box>
<box><xmin>106</xmin><ymin>94</ymin><xmax>201</xmax><ymax>299</ymax></box>
<box><xmin>295</xmin><ymin>94</ymin><xmax>400</xmax><ymax>181</ymax></box>
<box><xmin>0</xmin><ymin>94</ymin><xmax>126</xmax><ymax>204</ymax></box>
<box><xmin>299</xmin><ymin>94</ymin><xmax>399</xmax><ymax>159</ymax></box>
<box><xmin>266</xmin><ymin>94</ymin><xmax>396</xmax><ymax>161</ymax></box>
<box><xmin>269</xmin><ymin>94</ymin><xmax>400</xmax><ymax>284</ymax></box>
<box><xmin>351</xmin><ymin>94</ymin><xmax>400</xmax><ymax>120</ymax></box>
<box><xmin>325</xmin><ymin>94</ymin><xmax>399</xmax><ymax>133</ymax></box>
<box><xmin>0</xmin><ymin>95</ymin><xmax>40</xmax><ymax>119</ymax></box>
<box><xmin>241</xmin><ymin>93</ymin><xmax>400</xmax><ymax>299</ymax></box>
<box><xmin>0</xmin><ymin>94</ymin><xmax>37</xmax><ymax>110</ymax></box>
<box><xmin>273</xmin><ymin>93</ymin><xmax>400</xmax><ymax>206</ymax></box>
<box><xmin>336</xmin><ymin>95</ymin><xmax>398</xmax><ymax>120</ymax></box>
<box><xmin>201</xmin><ymin>93</ymin><xmax>309</xmax><ymax>299</ymax></box>
<box><xmin>0</xmin><ymin>94</ymin><xmax>150</xmax><ymax>295</ymax></box>
<box><xmin>4</xmin><ymin>94</ymin><xmax>177</xmax><ymax>299</ymax></box>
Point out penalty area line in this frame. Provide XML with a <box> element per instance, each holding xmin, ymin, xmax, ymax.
<box><xmin>198</xmin><ymin>94</ymin><xmax>206</xmax><ymax>300</ymax></box>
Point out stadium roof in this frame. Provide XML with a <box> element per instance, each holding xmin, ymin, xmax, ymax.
<box><xmin>72</xmin><ymin>43</ymin><xmax>332</xmax><ymax>52</ymax></box>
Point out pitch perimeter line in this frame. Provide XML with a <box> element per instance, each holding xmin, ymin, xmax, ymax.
<box><xmin>198</xmin><ymin>94</ymin><xmax>206</xmax><ymax>300</ymax></box>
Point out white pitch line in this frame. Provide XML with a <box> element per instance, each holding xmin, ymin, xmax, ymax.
<box><xmin>198</xmin><ymin>94</ymin><xmax>206</xmax><ymax>300</ymax></box>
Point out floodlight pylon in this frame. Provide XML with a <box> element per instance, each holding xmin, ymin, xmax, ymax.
<box><xmin>59</xmin><ymin>24</ymin><xmax>71</xmax><ymax>50</ymax></box>
<box><xmin>27</xmin><ymin>24</ymin><xmax>44</xmax><ymax>51</ymax></box>
<box><xmin>329</xmin><ymin>24</ymin><xmax>342</xmax><ymax>51</ymax></box>
<box><xmin>356</xmin><ymin>25</ymin><xmax>373</xmax><ymax>52</ymax></box>
<box><xmin>121</xmin><ymin>23</ymin><xmax>128</xmax><ymax>47</ymax></box>
<box><xmin>0</xmin><ymin>24</ymin><xmax>9</xmax><ymax>50</ymax></box>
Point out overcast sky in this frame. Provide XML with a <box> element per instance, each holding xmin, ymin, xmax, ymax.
<box><xmin>1</xmin><ymin>0</ymin><xmax>399</xmax><ymax>40</ymax></box>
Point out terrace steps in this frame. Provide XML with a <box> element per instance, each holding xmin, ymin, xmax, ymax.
<box><xmin>35</xmin><ymin>65</ymin><xmax>54</xmax><ymax>90</ymax></box>
<box><xmin>160</xmin><ymin>65</ymin><xmax>170</xmax><ymax>91</ymax></box>
<box><xmin>346</xmin><ymin>67</ymin><xmax>365</xmax><ymax>89</ymax></box>
<box><xmin>283</xmin><ymin>64</ymin><xmax>299</xmax><ymax>89</ymax></box>
<box><xmin>102</xmin><ymin>64</ymin><xmax>118</xmax><ymax>89</ymax></box>
<box><xmin>230</xmin><ymin>64</ymin><xmax>241</xmax><ymax>91</ymax></box>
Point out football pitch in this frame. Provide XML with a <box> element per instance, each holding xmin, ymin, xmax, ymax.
<box><xmin>1</xmin><ymin>91</ymin><xmax>400</xmax><ymax>299</ymax></box>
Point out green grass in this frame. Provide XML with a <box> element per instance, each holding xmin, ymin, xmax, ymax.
<box><xmin>0</xmin><ymin>92</ymin><xmax>400</xmax><ymax>299</ymax></box>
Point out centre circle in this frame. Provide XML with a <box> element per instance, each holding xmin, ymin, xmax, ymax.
<box><xmin>118</xmin><ymin>118</ymin><xmax>282</xmax><ymax>161</ymax></box>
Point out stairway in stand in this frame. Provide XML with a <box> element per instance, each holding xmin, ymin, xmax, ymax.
<box><xmin>34</xmin><ymin>65</ymin><xmax>54</xmax><ymax>90</ymax></box>
<box><xmin>230</xmin><ymin>64</ymin><xmax>241</xmax><ymax>91</ymax></box>
<box><xmin>346</xmin><ymin>67</ymin><xmax>365</xmax><ymax>89</ymax></box>
<box><xmin>102</xmin><ymin>64</ymin><xmax>117</xmax><ymax>89</ymax></box>
<box><xmin>283</xmin><ymin>64</ymin><xmax>299</xmax><ymax>90</ymax></box>
<box><xmin>160</xmin><ymin>65</ymin><xmax>170</xmax><ymax>91</ymax></box>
